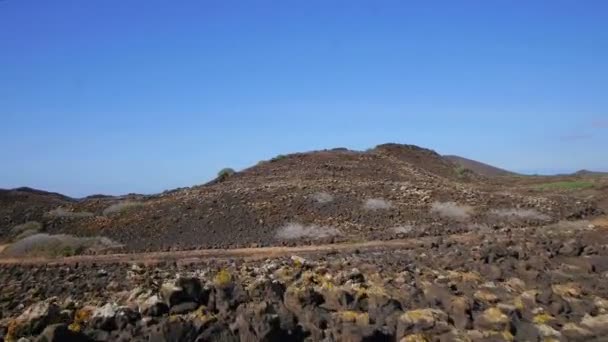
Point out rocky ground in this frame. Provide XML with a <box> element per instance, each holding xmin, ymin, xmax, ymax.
<box><xmin>1</xmin><ymin>143</ymin><xmax>608</xmax><ymax>341</ymax></box>
<box><xmin>2</xmin><ymin>217</ymin><xmax>608</xmax><ymax>341</ymax></box>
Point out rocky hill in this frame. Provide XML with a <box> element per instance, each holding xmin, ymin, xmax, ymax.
<box><xmin>0</xmin><ymin>144</ymin><xmax>602</xmax><ymax>254</ymax></box>
<box><xmin>443</xmin><ymin>155</ymin><xmax>516</xmax><ymax>177</ymax></box>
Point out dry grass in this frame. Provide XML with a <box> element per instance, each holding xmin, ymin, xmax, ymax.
<box><xmin>2</xmin><ymin>233</ymin><xmax>123</xmax><ymax>258</ymax></box>
<box><xmin>430</xmin><ymin>202</ymin><xmax>472</xmax><ymax>220</ymax></box>
<box><xmin>275</xmin><ymin>223</ymin><xmax>341</xmax><ymax>240</ymax></box>
<box><xmin>46</xmin><ymin>207</ymin><xmax>94</xmax><ymax>219</ymax></box>
<box><xmin>363</xmin><ymin>198</ymin><xmax>392</xmax><ymax>210</ymax></box>
<box><xmin>490</xmin><ymin>208</ymin><xmax>550</xmax><ymax>220</ymax></box>
<box><xmin>311</xmin><ymin>192</ymin><xmax>334</xmax><ymax>204</ymax></box>
<box><xmin>102</xmin><ymin>201</ymin><xmax>144</xmax><ymax>216</ymax></box>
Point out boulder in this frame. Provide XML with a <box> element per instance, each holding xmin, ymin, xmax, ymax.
<box><xmin>474</xmin><ymin>307</ymin><xmax>510</xmax><ymax>331</ymax></box>
<box><xmin>397</xmin><ymin>308</ymin><xmax>449</xmax><ymax>337</ymax></box>
<box><xmin>35</xmin><ymin>324</ymin><xmax>91</xmax><ymax>342</ymax></box>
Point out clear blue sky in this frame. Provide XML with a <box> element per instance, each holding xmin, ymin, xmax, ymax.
<box><xmin>1</xmin><ymin>1</ymin><xmax>607</xmax><ymax>197</ymax></box>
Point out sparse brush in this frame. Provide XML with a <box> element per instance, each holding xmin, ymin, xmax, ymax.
<box><xmin>430</xmin><ymin>201</ymin><xmax>472</xmax><ymax>220</ymax></box>
<box><xmin>2</xmin><ymin>233</ymin><xmax>124</xmax><ymax>258</ymax></box>
<box><xmin>217</xmin><ymin>168</ymin><xmax>236</xmax><ymax>181</ymax></box>
<box><xmin>10</xmin><ymin>221</ymin><xmax>42</xmax><ymax>236</ymax></box>
<box><xmin>363</xmin><ymin>198</ymin><xmax>392</xmax><ymax>210</ymax></box>
<box><xmin>46</xmin><ymin>207</ymin><xmax>94</xmax><ymax>219</ymax></box>
<box><xmin>276</xmin><ymin>223</ymin><xmax>340</xmax><ymax>240</ymax></box>
<box><xmin>311</xmin><ymin>192</ymin><xmax>334</xmax><ymax>204</ymax></box>
<box><xmin>102</xmin><ymin>201</ymin><xmax>144</xmax><ymax>216</ymax></box>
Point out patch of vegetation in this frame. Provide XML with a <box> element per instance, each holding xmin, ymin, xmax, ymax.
<box><xmin>363</xmin><ymin>198</ymin><xmax>392</xmax><ymax>210</ymax></box>
<box><xmin>2</xmin><ymin>233</ymin><xmax>123</xmax><ymax>258</ymax></box>
<box><xmin>454</xmin><ymin>166</ymin><xmax>472</xmax><ymax>178</ymax></box>
<box><xmin>102</xmin><ymin>201</ymin><xmax>144</xmax><ymax>216</ymax></box>
<box><xmin>46</xmin><ymin>207</ymin><xmax>94</xmax><ymax>219</ymax></box>
<box><xmin>217</xmin><ymin>168</ymin><xmax>236</xmax><ymax>181</ymax></box>
<box><xmin>534</xmin><ymin>181</ymin><xmax>594</xmax><ymax>191</ymax></box>
<box><xmin>270</xmin><ymin>154</ymin><xmax>287</xmax><ymax>162</ymax></box>
<box><xmin>10</xmin><ymin>221</ymin><xmax>42</xmax><ymax>239</ymax></box>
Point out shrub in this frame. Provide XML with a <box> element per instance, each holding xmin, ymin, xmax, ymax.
<box><xmin>490</xmin><ymin>208</ymin><xmax>550</xmax><ymax>221</ymax></box>
<box><xmin>363</xmin><ymin>198</ymin><xmax>392</xmax><ymax>210</ymax></box>
<box><xmin>311</xmin><ymin>192</ymin><xmax>334</xmax><ymax>204</ymax></box>
<box><xmin>102</xmin><ymin>201</ymin><xmax>144</xmax><ymax>216</ymax></box>
<box><xmin>275</xmin><ymin>223</ymin><xmax>340</xmax><ymax>240</ymax></box>
<box><xmin>430</xmin><ymin>202</ymin><xmax>472</xmax><ymax>220</ymax></box>
<box><xmin>217</xmin><ymin>168</ymin><xmax>235</xmax><ymax>180</ymax></box>
<box><xmin>2</xmin><ymin>233</ymin><xmax>123</xmax><ymax>258</ymax></box>
<box><xmin>10</xmin><ymin>221</ymin><xmax>42</xmax><ymax>236</ymax></box>
<box><xmin>454</xmin><ymin>166</ymin><xmax>472</xmax><ymax>178</ymax></box>
<box><xmin>46</xmin><ymin>207</ymin><xmax>94</xmax><ymax>219</ymax></box>
<box><xmin>270</xmin><ymin>154</ymin><xmax>287</xmax><ymax>162</ymax></box>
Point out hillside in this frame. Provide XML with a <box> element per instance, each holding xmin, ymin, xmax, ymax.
<box><xmin>444</xmin><ymin>155</ymin><xmax>517</xmax><ymax>177</ymax></box>
<box><xmin>0</xmin><ymin>144</ymin><xmax>601</xmax><ymax>254</ymax></box>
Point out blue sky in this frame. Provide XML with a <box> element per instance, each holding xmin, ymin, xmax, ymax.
<box><xmin>1</xmin><ymin>0</ymin><xmax>607</xmax><ymax>197</ymax></box>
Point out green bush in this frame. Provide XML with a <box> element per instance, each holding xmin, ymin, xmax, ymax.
<box><xmin>217</xmin><ymin>168</ymin><xmax>235</xmax><ymax>179</ymax></box>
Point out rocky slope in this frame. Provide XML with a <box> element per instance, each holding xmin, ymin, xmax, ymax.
<box><xmin>0</xmin><ymin>144</ymin><xmax>603</xmax><ymax>254</ymax></box>
<box><xmin>443</xmin><ymin>155</ymin><xmax>516</xmax><ymax>177</ymax></box>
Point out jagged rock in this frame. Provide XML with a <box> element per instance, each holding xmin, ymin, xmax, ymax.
<box><xmin>169</xmin><ymin>302</ymin><xmax>199</xmax><ymax>315</ymax></box>
<box><xmin>140</xmin><ymin>296</ymin><xmax>169</xmax><ymax>317</ymax></box>
<box><xmin>580</xmin><ymin>314</ymin><xmax>608</xmax><ymax>336</ymax></box>
<box><xmin>561</xmin><ymin>322</ymin><xmax>593</xmax><ymax>341</ymax></box>
<box><xmin>10</xmin><ymin>299</ymin><xmax>63</xmax><ymax>338</ymax></box>
<box><xmin>114</xmin><ymin>307</ymin><xmax>140</xmax><ymax>330</ymax></box>
<box><xmin>35</xmin><ymin>324</ymin><xmax>91</xmax><ymax>342</ymax></box>
<box><xmin>449</xmin><ymin>297</ymin><xmax>472</xmax><ymax>329</ymax></box>
<box><xmin>474</xmin><ymin>307</ymin><xmax>510</xmax><ymax>331</ymax></box>
<box><xmin>90</xmin><ymin>304</ymin><xmax>117</xmax><ymax>331</ymax></box>
<box><xmin>396</xmin><ymin>308</ymin><xmax>449</xmax><ymax>336</ymax></box>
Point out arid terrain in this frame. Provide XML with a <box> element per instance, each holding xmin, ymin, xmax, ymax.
<box><xmin>1</xmin><ymin>143</ymin><xmax>608</xmax><ymax>341</ymax></box>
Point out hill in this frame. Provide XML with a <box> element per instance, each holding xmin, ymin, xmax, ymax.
<box><xmin>0</xmin><ymin>144</ymin><xmax>601</xmax><ymax>253</ymax></box>
<box><xmin>444</xmin><ymin>155</ymin><xmax>517</xmax><ymax>177</ymax></box>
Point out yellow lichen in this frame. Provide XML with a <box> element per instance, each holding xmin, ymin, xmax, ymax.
<box><xmin>533</xmin><ymin>313</ymin><xmax>554</xmax><ymax>324</ymax></box>
<box><xmin>401</xmin><ymin>333</ymin><xmax>429</xmax><ymax>342</ymax></box>
<box><xmin>213</xmin><ymin>269</ymin><xmax>232</xmax><ymax>287</ymax></box>
<box><xmin>68</xmin><ymin>322</ymin><xmax>81</xmax><ymax>332</ymax></box>
<box><xmin>337</xmin><ymin>310</ymin><xmax>369</xmax><ymax>325</ymax></box>
<box><xmin>74</xmin><ymin>307</ymin><xmax>93</xmax><ymax>324</ymax></box>
<box><xmin>514</xmin><ymin>296</ymin><xmax>524</xmax><ymax>311</ymax></box>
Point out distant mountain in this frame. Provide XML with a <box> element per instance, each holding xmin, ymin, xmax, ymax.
<box><xmin>444</xmin><ymin>155</ymin><xmax>517</xmax><ymax>177</ymax></box>
<box><xmin>573</xmin><ymin>169</ymin><xmax>608</xmax><ymax>176</ymax></box>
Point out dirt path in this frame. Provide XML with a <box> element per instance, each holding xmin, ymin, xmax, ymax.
<box><xmin>0</xmin><ymin>232</ymin><xmax>480</xmax><ymax>266</ymax></box>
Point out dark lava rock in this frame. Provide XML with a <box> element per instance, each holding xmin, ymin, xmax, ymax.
<box><xmin>169</xmin><ymin>302</ymin><xmax>199</xmax><ymax>315</ymax></box>
<box><xmin>36</xmin><ymin>324</ymin><xmax>92</xmax><ymax>342</ymax></box>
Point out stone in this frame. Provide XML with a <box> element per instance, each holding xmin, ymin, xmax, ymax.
<box><xmin>397</xmin><ymin>308</ymin><xmax>449</xmax><ymax>336</ymax></box>
<box><xmin>169</xmin><ymin>302</ymin><xmax>199</xmax><ymax>315</ymax></box>
<box><xmin>535</xmin><ymin>324</ymin><xmax>561</xmax><ymax>338</ymax></box>
<box><xmin>141</xmin><ymin>296</ymin><xmax>169</xmax><ymax>317</ymax></box>
<box><xmin>90</xmin><ymin>303</ymin><xmax>117</xmax><ymax>331</ymax></box>
<box><xmin>561</xmin><ymin>323</ymin><xmax>593</xmax><ymax>341</ymax></box>
<box><xmin>11</xmin><ymin>299</ymin><xmax>63</xmax><ymax>338</ymax></box>
<box><xmin>449</xmin><ymin>297</ymin><xmax>472</xmax><ymax>330</ymax></box>
<box><xmin>474</xmin><ymin>307</ymin><xmax>510</xmax><ymax>331</ymax></box>
<box><xmin>35</xmin><ymin>324</ymin><xmax>91</xmax><ymax>342</ymax></box>
<box><xmin>580</xmin><ymin>314</ymin><xmax>608</xmax><ymax>336</ymax></box>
